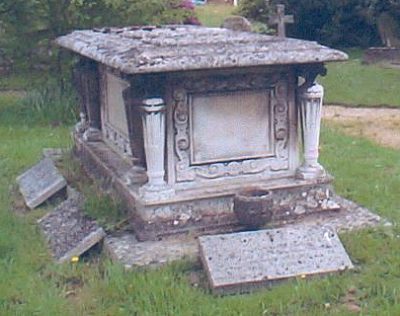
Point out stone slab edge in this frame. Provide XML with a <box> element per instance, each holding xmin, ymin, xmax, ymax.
<box><xmin>57</xmin><ymin>228</ymin><xmax>106</xmax><ymax>263</ymax></box>
<box><xmin>27</xmin><ymin>178</ymin><xmax>66</xmax><ymax>209</ymax></box>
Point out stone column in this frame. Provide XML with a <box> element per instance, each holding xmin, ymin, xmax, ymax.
<box><xmin>139</xmin><ymin>98</ymin><xmax>174</xmax><ymax>199</ymax></box>
<box><xmin>296</xmin><ymin>83</ymin><xmax>326</xmax><ymax>180</ymax></box>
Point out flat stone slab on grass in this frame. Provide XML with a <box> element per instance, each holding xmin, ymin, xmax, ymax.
<box><xmin>104</xmin><ymin>233</ymin><xmax>198</xmax><ymax>268</ymax></box>
<box><xmin>38</xmin><ymin>190</ymin><xmax>106</xmax><ymax>263</ymax></box>
<box><xmin>16</xmin><ymin>158</ymin><xmax>67</xmax><ymax>209</ymax></box>
<box><xmin>199</xmin><ymin>225</ymin><xmax>354</xmax><ymax>295</ymax></box>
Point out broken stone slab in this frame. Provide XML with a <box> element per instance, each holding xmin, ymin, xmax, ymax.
<box><xmin>16</xmin><ymin>158</ymin><xmax>67</xmax><ymax>209</ymax></box>
<box><xmin>38</xmin><ymin>190</ymin><xmax>106</xmax><ymax>263</ymax></box>
<box><xmin>294</xmin><ymin>194</ymin><xmax>387</xmax><ymax>231</ymax></box>
<box><xmin>104</xmin><ymin>233</ymin><xmax>198</xmax><ymax>268</ymax></box>
<box><xmin>199</xmin><ymin>225</ymin><xmax>354</xmax><ymax>295</ymax></box>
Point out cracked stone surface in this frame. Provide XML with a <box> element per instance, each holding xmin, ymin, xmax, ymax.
<box><xmin>38</xmin><ymin>189</ymin><xmax>106</xmax><ymax>263</ymax></box>
<box><xmin>199</xmin><ymin>225</ymin><xmax>354</xmax><ymax>295</ymax></box>
<box><xmin>56</xmin><ymin>25</ymin><xmax>347</xmax><ymax>75</ymax></box>
<box><xmin>293</xmin><ymin>195</ymin><xmax>387</xmax><ymax>232</ymax></box>
<box><xmin>104</xmin><ymin>233</ymin><xmax>198</xmax><ymax>268</ymax></box>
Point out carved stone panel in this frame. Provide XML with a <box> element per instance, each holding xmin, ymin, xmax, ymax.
<box><xmin>171</xmin><ymin>73</ymin><xmax>291</xmax><ymax>183</ymax></box>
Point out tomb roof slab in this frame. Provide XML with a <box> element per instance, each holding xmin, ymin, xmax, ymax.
<box><xmin>57</xmin><ymin>25</ymin><xmax>347</xmax><ymax>75</ymax></box>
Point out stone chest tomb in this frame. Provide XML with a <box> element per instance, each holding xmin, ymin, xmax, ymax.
<box><xmin>57</xmin><ymin>25</ymin><xmax>347</xmax><ymax>240</ymax></box>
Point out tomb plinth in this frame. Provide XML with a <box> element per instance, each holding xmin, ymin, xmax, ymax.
<box><xmin>57</xmin><ymin>25</ymin><xmax>347</xmax><ymax>241</ymax></box>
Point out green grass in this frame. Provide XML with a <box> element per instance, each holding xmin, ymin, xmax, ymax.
<box><xmin>2</xmin><ymin>83</ymin><xmax>400</xmax><ymax>314</ymax></box>
<box><xmin>195</xmin><ymin>4</ymin><xmax>235</xmax><ymax>27</ymax></box>
<box><xmin>321</xmin><ymin>58</ymin><xmax>400</xmax><ymax>107</ymax></box>
<box><xmin>0</xmin><ymin>82</ymin><xmax>77</xmax><ymax>127</ymax></box>
<box><xmin>0</xmin><ymin>70</ymin><xmax>49</xmax><ymax>90</ymax></box>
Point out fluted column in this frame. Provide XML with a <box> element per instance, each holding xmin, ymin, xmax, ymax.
<box><xmin>296</xmin><ymin>83</ymin><xmax>326</xmax><ymax>180</ymax></box>
<box><xmin>139</xmin><ymin>98</ymin><xmax>174</xmax><ymax>199</ymax></box>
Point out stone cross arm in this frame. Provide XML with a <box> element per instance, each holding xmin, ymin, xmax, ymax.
<box><xmin>269</xmin><ymin>4</ymin><xmax>294</xmax><ymax>38</ymax></box>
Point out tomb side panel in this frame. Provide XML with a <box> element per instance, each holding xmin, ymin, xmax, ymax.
<box><xmin>99</xmin><ymin>67</ymin><xmax>132</xmax><ymax>158</ymax></box>
<box><xmin>168</xmin><ymin>70</ymin><xmax>295</xmax><ymax>186</ymax></box>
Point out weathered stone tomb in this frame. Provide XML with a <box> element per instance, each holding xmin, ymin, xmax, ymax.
<box><xmin>57</xmin><ymin>25</ymin><xmax>347</xmax><ymax>240</ymax></box>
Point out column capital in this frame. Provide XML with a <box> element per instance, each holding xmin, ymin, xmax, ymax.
<box><xmin>140</xmin><ymin>98</ymin><xmax>166</xmax><ymax>113</ymax></box>
<box><xmin>299</xmin><ymin>83</ymin><xmax>324</xmax><ymax>99</ymax></box>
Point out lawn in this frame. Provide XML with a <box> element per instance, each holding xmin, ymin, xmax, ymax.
<box><xmin>1</xmin><ymin>4</ymin><xmax>400</xmax><ymax>315</ymax></box>
<box><xmin>321</xmin><ymin>59</ymin><xmax>400</xmax><ymax>107</ymax></box>
<box><xmin>195</xmin><ymin>3</ymin><xmax>235</xmax><ymax>27</ymax></box>
<box><xmin>2</xmin><ymin>90</ymin><xmax>400</xmax><ymax>314</ymax></box>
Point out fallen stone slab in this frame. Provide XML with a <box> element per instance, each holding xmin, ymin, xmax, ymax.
<box><xmin>16</xmin><ymin>158</ymin><xmax>67</xmax><ymax>209</ymax></box>
<box><xmin>38</xmin><ymin>190</ymin><xmax>106</xmax><ymax>263</ymax></box>
<box><xmin>199</xmin><ymin>225</ymin><xmax>354</xmax><ymax>295</ymax></box>
<box><xmin>104</xmin><ymin>233</ymin><xmax>198</xmax><ymax>268</ymax></box>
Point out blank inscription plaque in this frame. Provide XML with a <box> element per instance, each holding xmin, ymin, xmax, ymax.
<box><xmin>189</xmin><ymin>90</ymin><xmax>272</xmax><ymax>164</ymax></box>
<box><xmin>199</xmin><ymin>226</ymin><xmax>354</xmax><ymax>295</ymax></box>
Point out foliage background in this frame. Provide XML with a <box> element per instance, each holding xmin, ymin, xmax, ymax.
<box><xmin>238</xmin><ymin>0</ymin><xmax>400</xmax><ymax>47</ymax></box>
<box><xmin>0</xmin><ymin>0</ymin><xmax>196</xmax><ymax>72</ymax></box>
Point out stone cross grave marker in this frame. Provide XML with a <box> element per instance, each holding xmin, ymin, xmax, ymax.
<box><xmin>38</xmin><ymin>188</ymin><xmax>106</xmax><ymax>263</ymax></box>
<box><xmin>16</xmin><ymin>158</ymin><xmax>67</xmax><ymax>209</ymax></box>
<box><xmin>199</xmin><ymin>225</ymin><xmax>353</xmax><ymax>295</ymax></box>
<box><xmin>269</xmin><ymin>4</ymin><xmax>294</xmax><ymax>38</ymax></box>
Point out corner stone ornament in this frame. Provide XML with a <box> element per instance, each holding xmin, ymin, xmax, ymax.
<box><xmin>139</xmin><ymin>98</ymin><xmax>174</xmax><ymax>200</ymax></box>
<box><xmin>296</xmin><ymin>83</ymin><xmax>326</xmax><ymax>180</ymax></box>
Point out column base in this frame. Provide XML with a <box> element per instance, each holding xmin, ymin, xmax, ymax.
<box><xmin>123</xmin><ymin>166</ymin><xmax>147</xmax><ymax>186</ymax></box>
<box><xmin>139</xmin><ymin>183</ymin><xmax>175</xmax><ymax>201</ymax></box>
<box><xmin>75</xmin><ymin>113</ymin><xmax>88</xmax><ymax>134</ymax></box>
<box><xmin>295</xmin><ymin>163</ymin><xmax>326</xmax><ymax>180</ymax></box>
<box><xmin>83</xmin><ymin>128</ymin><xmax>102</xmax><ymax>142</ymax></box>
